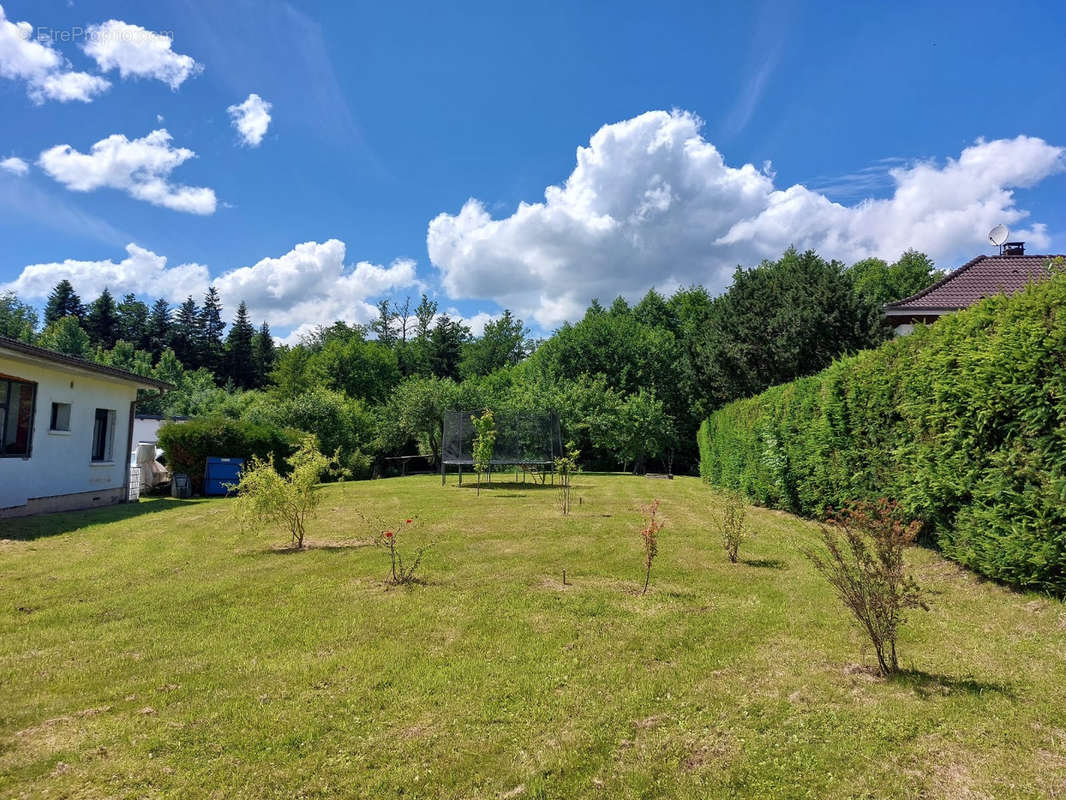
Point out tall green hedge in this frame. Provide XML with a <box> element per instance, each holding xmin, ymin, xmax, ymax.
<box><xmin>698</xmin><ymin>271</ymin><xmax>1066</xmax><ymax>593</ymax></box>
<box><xmin>157</xmin><ymin>417</ymin><xmax>300</xmax><ymax>495</ymax></box>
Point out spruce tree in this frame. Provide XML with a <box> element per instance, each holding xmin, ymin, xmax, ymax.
<box><xmin>251</xmin><ymin>322</ymin><xmax>277</xmax><ymax>387</ymax></box>
<box><xmin>116</xmin><ymin>293</ymin><xmax>150</xmax><ymax>349</ymax></box>
<box><xmin>85</xmin><ymin>288</ymin><xmax>120</xmax><ymax>349</ymax></box>
<box><xmin>146</xmin><ymin>298</ymin><xmax>172</xmax><ymax>359</ymax></box>
<box><xmin>172</xmin><ymin>296</ymin><xmax>202</xmax><ymax>368</ymax></box>
<box><xmin>199</xmin><ymin>286</ymin><xmax>225</xmax><ymax>372</ymax></box>
<box><xmin>414</xmin><ymin>293</ymin><xmax>437</xmax><ymax>339</ymax></box>
<box><xmin>370</xmin><ymin>299</ymin><xmax>398</xmax><ymax>346</ymax></box>
<box><xmin>223</xmin><ymin>302</ymin><xmax>256</xmax><ymax>388</ymax></box>
<box><xmin>44</xmin><ymin>279</ymin><xmax>84</xmax><ymax>324</ymax></box>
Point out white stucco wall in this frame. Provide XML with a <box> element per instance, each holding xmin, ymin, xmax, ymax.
<box><xmin>0</xmin><ymin>353</ymin><xmax>139</xmax><ymax>512</ymax></box>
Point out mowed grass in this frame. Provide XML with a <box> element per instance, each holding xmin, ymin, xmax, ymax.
<box><xmin>2</xmin><ymin>474</ymin><xmax>1065</xmax><ymax>799</ymax></box>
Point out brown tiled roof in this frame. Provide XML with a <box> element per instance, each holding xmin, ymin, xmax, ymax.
<box><xmin>0</xmin><ymin>335</ymin><xmax>173</xmax><ymax>390</ymax></box>
<box><xmin>884</xmin><ymin>254</ymin><xmax>1063</xmax><ymax>313</ymax></box>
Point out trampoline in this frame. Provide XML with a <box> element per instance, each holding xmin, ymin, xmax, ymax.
<box><xmin>441</xmin><ymin>410</ymin><xmax>562</xmax><ymax>485</ymax></box>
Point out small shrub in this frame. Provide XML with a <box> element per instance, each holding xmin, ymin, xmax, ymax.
<box><xmin>365</xmin><ymin>515</ymin><xmax>429</xmax><ymax>585</ymax></box>
<box><xmin>232</xmin><ymin>435</ymin><xmax>332</xmax><ymax>549</ymax></box>
<box><xmin>718</xmin><ymin>489</ymin><xmax>747</xmax><ymax>563</ymax></box>
<box><xmin>805</xmin><ymin>499</ymin><xmax>927</xmax><ymax>676</ymax></box>
<box><xmin>555</xmin><ymin>440</ymin><xmax>580</xmax><ymax>515</ymax></box>
<box><xmin>638</xmin><ymin>499</ymin><xmax>663</xmax><ymax>595</ymax></box>
<box><xmin>470</xmin><ymin>409</ymin><xmax>496</xmax><ymax>496</ymax></box>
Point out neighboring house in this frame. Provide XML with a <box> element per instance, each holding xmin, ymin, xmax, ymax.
<box><xmin>0</xmin><ymin>335</ymin><xmax>171</xmax><ymax>518</ymax></box>
<box><xmin>884</xmin><ymin>243</ymin><xmax>1063</xmax><ymax>335</ymax></box>
<box><xmin>133</xmin><ymin>413</ymin><xmax>189</xmax><ymax>448</ymax></box>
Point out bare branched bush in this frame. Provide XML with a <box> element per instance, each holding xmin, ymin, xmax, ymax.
<box><xmin>805</xmin><ymin>499</ymin><xmax>927</xmax><ymax>675</ymax></box>
<box><xmin>718</xmin><ymin>489</ymin><xmax>747</xmax><ymax>563</ymax></box>
<box><xmin>638</xmin><ymin>499</ymin><xmax>663</xmax><ymax>595</ymax></box>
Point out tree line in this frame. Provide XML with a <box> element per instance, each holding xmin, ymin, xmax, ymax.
<box><xmin>0</xmin><ymin>248</ymin><xmax>941</xmax><ymax>474</ymax></box>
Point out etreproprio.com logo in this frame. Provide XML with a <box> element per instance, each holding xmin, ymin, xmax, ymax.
<box><xmin>29</xmin><ymin>26</ymin><xmax>175</xmax><ymax>44</ymax></box>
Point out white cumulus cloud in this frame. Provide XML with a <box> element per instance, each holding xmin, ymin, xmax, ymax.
<box><xmin>82</xmin><ymin>20</ymin><xmax>202</xmax><ymax>89</ymax></box>
<box><xmin>38</xmin><ymin>129</ymin><xmax>217</xmax><ymax>214</ymax></box>
<box><xmin>3</xmin><ymin>240</ymin><xmax>421</xmax><ymax>341</ymax></box>
<box><xmin>0</xmin><ymin>156</ymin><xmax>28</xmax><ymax>175</ymax></box>
<box><xmin>1</xmin><ymin>243</ymin><xmax>210</xmax><ymax>303</ymax></box>
<box><xmin>428</xmin><ymin>110</ymin><xmax>1066</xmax><ymax>329</ymax></box>
<box><xmin>227</xmin><ymin>93</ymin><xmax>272</xmax><ymax>147</ymax></box>
<box><xmin>214</xmin><ymin>240</ymin><xmax>419</xmax><ymax>330</ymax></box>
<box><xmin>0</xmin><ymin>3</ymin><xmax>110</xmax><ymax>103</ymax></box>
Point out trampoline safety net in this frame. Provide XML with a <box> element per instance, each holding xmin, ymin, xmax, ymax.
<box><xmin>442</xmin><ymin>410</ymin><xmax>562</xmax><ymax>467</ymax></box>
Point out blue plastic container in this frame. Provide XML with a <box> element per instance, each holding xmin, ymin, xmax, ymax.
<box><xmin>204</xmin><ymin>456</ymin><xmax>244</xmax><ymax>496</ymax></box>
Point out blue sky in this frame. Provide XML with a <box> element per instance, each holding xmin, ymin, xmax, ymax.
<box><xmin>2</xmin><ymin>0</ymin><xmax>1065</xmax><ymax>341</ymax></box>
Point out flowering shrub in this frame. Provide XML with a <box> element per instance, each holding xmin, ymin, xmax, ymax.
<box><xmin>638</xmin><ymin>500</ymin><xmax>663</xmax><ymax>595</ymax></box>
<box><xmin>366</xmin><ymin>515</ymin><xmax>428</xmax><ymax>585</ymax></box>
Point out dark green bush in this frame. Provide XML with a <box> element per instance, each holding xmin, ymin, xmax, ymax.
<box><xmin>699</xmin><ymin>271</ymin><xmax>1066</xmax><ymax>594</ymax></box>
<box><xmin>157</xmin><ymin>417</ymin><xmax>300</xmax><ymax>494</ymax></box>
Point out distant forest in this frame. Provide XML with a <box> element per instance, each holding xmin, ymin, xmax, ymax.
<box><xmin>0</xmin><ymin>248</ymin><xmax>942</xmax><ymax>474</ymax></box>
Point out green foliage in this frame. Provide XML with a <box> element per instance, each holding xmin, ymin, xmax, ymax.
<box><xmin>699</xmin><ymin>272</ymin><xmax>1066</xmax><ymax>593</ymax></box>
<box><xmin>0</xmin><ymin>291</ymin><xmax>38</xmax><ymax>341</ymax></box>
<box><xmin>44</xmin><ymin>279</ymin><xmax>83</xmax><ymax>325</ymax></box>
<box><xmin>849</xmin><ymin>250</ymin><xmax>944</xmax><ymax>307</ymax></box>
<box><xmin>375</xmin><ymin>376</ymin><xmax>457</xmax><ymax>463</ymax></box>
<box><xmin>692</xmin><ymin>248</ymin><xmax>885</xmax><ymax>410</ymax></box>
<box><xmin>37</xmin><ymin>316</ymin><xmax>91</xmax><ymax>356</ymax></box>
<box><xmin>460</xmin><ymin>310</ymin><xmax>529</xmax><ymax>378</ymax></box>
<box><xmin>555</xmin><ymin>440</ymin><xmax>580</xmax><ymax>515</ymax></box>
<box><xmin>718</xmin><ymin>489</ymin><xmax>747</xmax><ymax>563</ymax></box>
<box><xmin>85</xmin><ymin>288</ymin><xmax>120</xmax><ymax>349</ymax></box>
<box><xmin>232</xmin><ymin>435</ymin><xmax>332</xmax><ymax>549</ymax></box>
<box><xmin>470</xmin><ymin>409</ymin><xmax>497</xmax><ymax>493</ymax></box>
<box><xmin>241</xmin><ymin>387</ymin><xmax>375</xmax><ymax>481</ymax></box>
<box><xmin>157</xmin><ymin>416</ymin><xmax>300</xmax><ymax>495</ymax></box>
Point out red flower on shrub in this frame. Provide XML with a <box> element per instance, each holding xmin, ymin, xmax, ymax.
<box><xmin>406</xmin><ymin>519</ymin><xmax>412</xmax><ymax>524</ymax></box>
<box><xmin>385</xmin><ymin>530</ymin><xmax>394</xmax><ymax>539</ymax></box>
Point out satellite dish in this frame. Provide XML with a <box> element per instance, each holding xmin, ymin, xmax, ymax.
<box><xmin>988</xmin><ymin>224</ymin><xmax>1009</xmax><ymax>246</ymax></box>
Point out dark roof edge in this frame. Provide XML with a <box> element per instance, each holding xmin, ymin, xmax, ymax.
<box><xmin>883</xmin><ymin>253</ymin><xmax>1065</xmax><ymax>310</ymax></box>
<box><xmin>0</xmin><ymin>335</ymin><xmax>174</xmax><ymax>390</ymax></box>
<box><xmin>883</xmin><ymin>255</ymin><xmax>987</xmax><ymax>309</ymax></box>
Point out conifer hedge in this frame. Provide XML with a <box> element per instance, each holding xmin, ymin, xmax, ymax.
<box><xmin>698</xmin><ymin>269</ymin><xmax>1066</xmax><ymax>593</ymax></box>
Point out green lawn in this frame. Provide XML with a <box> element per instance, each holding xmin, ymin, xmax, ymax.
<box><xmin>2</xmin><ymin>474</ymin><xmax>1065</xmax><ymax>799</ymax></box>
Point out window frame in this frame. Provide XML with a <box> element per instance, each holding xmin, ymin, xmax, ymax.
<box><xmin>0</xmin><ymin>375</ymin><xmax>38</xmax><ymax>459</ymax></box>
<box><xmin>91</xmin><ymin>407</ymin><xmax>117</xmax><ymax>463</ymax></box>
<box><xmin>50</xmin><ymin>401</ymin><xmax>72</xmax><ymax>433</ymax></box>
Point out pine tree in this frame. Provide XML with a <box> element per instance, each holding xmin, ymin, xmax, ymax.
<box><xmin>199</xmin><ymin>286</ymin><xmax>226</xmax><ymax>372</ymax></box>
<box><xmin>251</xmin><ymin>322</ymin><xmax>277</xmax><ymax>387</ymax></box>
<box><xmin>370</xmin><ymin>299</ymin><xmax>398</xmax><ymax>346</ymax></box>
<box><xmin>116</xmin><ymin>293</ymin><xmax>150</xmax><ymax>349</ymax></box>
<box><xmin>223</xmin><ymin>302</ymin><xmax>256</xmax><ymax>388</ymax></box>
<box><xmin>171</xmin><ymin>296</ymin><xmax>202</xmax><ymax>368</ymax></box>
<box><xmin>146</xmin><ymin>298</ymin><xmax>172</xmax><ymax>359</ymax></box>
<box><xmin>414</xmin><ymin>293</ymin><xmax>437</xmax><ymax>339</ymax></box>
<box><xmin>44</xmin><ymin>280</ymin><xmax>84</xmax><ymax>325</ymax></box>
<box><xmin>85</xmin><ymin>288</ymin><xmax>120</xmax><ymax>349</ymax></box>
<box><xmin>429</xmin><ymin>315</ymin><xmax>469</xmax><ymax>379</ymax></box>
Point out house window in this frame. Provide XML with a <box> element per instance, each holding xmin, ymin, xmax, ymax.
<box><xmin>0</xmin><ymin>377</ymin><xmax>37</xmax><ymax>457</ymax></box>
<box><xmin>91</xmin><ymin>408</ymin><xmax>116</xmax><ymax>462</ymax></box>
<box><xmin>50</xmin><ymin>402</ymin><xmax>72</xmax><ymax>432</ymax></box>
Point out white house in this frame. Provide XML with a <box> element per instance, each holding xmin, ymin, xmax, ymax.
<box><xmin>0</xmin><ymin>335</ymin><xmax>171</xmax><ymax>519</ymax></box>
